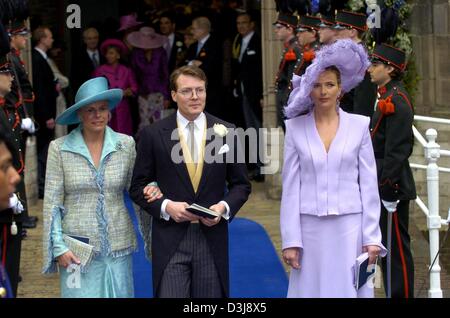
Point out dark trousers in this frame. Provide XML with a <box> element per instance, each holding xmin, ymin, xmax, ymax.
<box><xmin>37</xmin><ymin>136</ymin><xmax>51</xmax><ymax>198</ymax></box>
<box><xmin>0</xmin><ymin>222</ymin><xmax>22</xmax><ymax>297</ymax></box>
<box><xmin>380</xmin><ymin>200</ymin><xmax>415</xmax><ymax>298</ymax></box>
<box><xmin>157</xmin><ymin>224</ymin><xmax>223</xmax><ymax>298</ymax></box>
<box><xmin>242</xmin><ymin>95</ymin><xmax>263</xmax><ymax>174</ymax></box>
<box><xmin>275</xmin><ymin>93</ymin><xmax>286</xmax><ymax>133</ymax></box>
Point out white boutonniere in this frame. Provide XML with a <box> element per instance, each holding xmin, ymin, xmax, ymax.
<box><xmin>115</xmin><ymin>141</ymin><xmax>123</xmax><ymax>151</ymax></box>
<box><xmin>213</xmin><ymin>123</ymin><xmax>228</xmax><ymax>137</ymax></box>
<box><xmin>176</xmin><ymin>41</ymin><xmax>183</xmax><ymax>47</ymax></box>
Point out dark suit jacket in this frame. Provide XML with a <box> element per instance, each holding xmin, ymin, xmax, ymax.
<box><xmin>71</xmin><ymin>48</ymin><xmax>105</xmax><ymax>93</ymax></box>
<box><xmin>168</xmin><ymin>33</ymin><xmax>186</xmax><ymax>75</ymax></box>
<box><xmin>370</xmin><ymin>80</ymin><xmax>416</xmax><ymax>201</ymax></box>
<box><xmin>130</xmin><ymin>112</ymin><xmax>251</xmax><ymax>297</ymax></box>
<box><xmin>232</xmin><ymin>32</ymin><xmax>263</xmax><ymax>121</ymax></box>
<box><xmin>185</xmin><ymin>36</ymin><xmax>223</xmax><ymax>117</ymax></box>
<box><xmin>32</xmin><ymin>49</ymin><xmax>57</xmax><ymax>145</ymax></box>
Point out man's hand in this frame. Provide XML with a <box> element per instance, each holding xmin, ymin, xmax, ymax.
<box><xmin>57</xmin><ymin>250</ymin><xmax>81</xmax><ymax>268</ymax></box>
<box><xmin>166</xmin><ymin>201</ymin><xmax>199</xmax><ymax>223</ymax></box>
<box><xmin>143</xmin><ymin>183</ymin><xmax>163</xmax><ymax>203</ymax></box>
<box><xmin>46</xmin><ymin>118</ymin><xmax>55</xmax><ymax>130</ymax></box>
<box><xmin>163</xmin><ymin>100</ymin><xmax>170</xmax><ymax>109</ymax></box>
<box><xmin>200</xmin><ymin>203</ymin><xmax>226</xmax><ymax>227</ymax></box>
<box><xmin>282</xmin><ymin>247</ymin><xmax>301</xmax><ymax>269</ymax></box>
<box><xmin>382</xmin><ymin>200</ymin><xmax>399</xmax><ymax>213</ymax></box>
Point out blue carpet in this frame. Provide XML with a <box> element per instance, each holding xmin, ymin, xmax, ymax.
<box><xmin>125</xmin><ymin>193</ymin><xmax>288</xmax><ymax>298</ymax></box>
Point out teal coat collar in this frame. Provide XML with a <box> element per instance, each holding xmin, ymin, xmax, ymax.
<box><xmin>61</xmin><ymin>126</ymin><xmax>120</xmax><ymax>168</ymax></box>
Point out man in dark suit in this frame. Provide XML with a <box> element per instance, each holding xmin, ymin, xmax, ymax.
<box><xmin>159</xmin><ymin>11</ymin><xmax>187</xmax><ymax>111</ymax></box>
<box><xmin>130</xmin><ymin>65</ymin><xmax>251</xmax><ymax>298</ymax></box>
<box><xmin>32</xmin><ymin>26</ymin><xmax>57</xmax><ymax>199</ymax></box>
<box><xmin>369</xmin><ymin>43</ymin><xmax>416</xmax><ymax>298</ymax></box>
<box><xmin>231</xmin><ymin>11</ymin><xmax>263</xmax><ymax>181</ymax></box>
<box><xmin>160</xmin><ymin>11</ymin><xmax>186</xmax><ymax>76</ymax></box>
<box><xmin>185</xmin><ymin>17</ymin><xmax>223</xmax><ymax>118</ymax></box>
<box><xmin>71</xmin><ymin>27</ymin><xmax>103</xmax><ymax>94</ymax></box>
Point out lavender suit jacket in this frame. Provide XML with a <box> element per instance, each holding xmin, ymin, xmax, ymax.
<box><xmin>280</xmin><ymin>108</ymin><xmax>384</xmax><ymax>252</ymax></box>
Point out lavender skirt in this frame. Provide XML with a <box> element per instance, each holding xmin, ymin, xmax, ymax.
<box><xmin>287</xmin><ymin>212</ymin><xmax>375</xmax><ymax>298</ymax></box>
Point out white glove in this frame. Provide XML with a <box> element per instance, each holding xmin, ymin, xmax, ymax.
<box><xmin>382</xmin><ymin>200</ymin><xmax>399</xmax><ymax>213</ymax></box>
<box><xmin>233</xmin><ymin>88</ymin><xmax>239</xmax><ymax>98</ymax></box>
<box><xmin>9</xmin><ymin>193</ymin><xmax>24</xmax><ymax>215</ymax></box>
<box><xmin>21</xmin><ymin>118</ymin><xmax>35</xmax><ymax>134</ymax></box>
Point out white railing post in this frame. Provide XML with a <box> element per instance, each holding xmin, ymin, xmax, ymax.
<box><xmin>424</xmin><ymin>129</ymin><xmax>443</xmax><ymax>298</ymax></box>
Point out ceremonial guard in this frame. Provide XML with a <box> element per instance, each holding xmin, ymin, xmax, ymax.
<box><xmin>334</xmin><ymin>10</ymin><xmax>377</xmax><ymax>118</ymax></box>
<box><xmin>294</xmin><ymin>15</ymin><xmax>321</xmax><ymax>77</ymax></box>
<box><xmin>4</xmin><ymin>20</ymin><xmax>36</xmax><ymax>230</ymax></box>
<box><xmin>273</xmin><ymin>13</ymin><xmax>301</xmax><ymax>132</ymax></box>
<box><xmin>0</xmin><ymin>20</ymin><xmax>28</xmax><ymax>298</ymax></box>
<box><xmin>368</xmin><ymin>43</ymin><xmax>416</xmax><ymax>298</ymax></box>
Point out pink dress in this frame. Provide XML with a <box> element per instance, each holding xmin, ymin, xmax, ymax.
<box><xmin>93</xmin><ymin>64</ymin><xmax>138</xmax><ymax>135</ymax></box>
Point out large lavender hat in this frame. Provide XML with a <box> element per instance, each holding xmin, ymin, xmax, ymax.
<box><xmin>284</xmin><ymin>39</ymin><xmax>370</xmax><ymax>119</ymax></box>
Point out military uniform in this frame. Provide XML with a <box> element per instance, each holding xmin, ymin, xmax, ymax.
<box><xmin>274</xmin><ymin>14</ymin><xmax>301</xmax><ymax>132</ymax></box>
<box><xmin>0</xmin><ymin>20</ymin><xmax>34</xmax><ymax>298</ymax></box>
<box><xmin>334</xmin><ymin>10</ymin><xmax>377</xmax><ymax>117</ymax></box>
<box><xmin>294</xmin><ymin>15</ymin><xmax>321</xmax><ymax>77</ymax></box>
<box><xmin>370</xmin><ymin>44</ymin><xmax>416</xmax><ymax>298</ymax></box>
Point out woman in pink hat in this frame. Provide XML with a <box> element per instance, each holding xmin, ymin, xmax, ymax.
<box><xmin>93</xmin><ymin>39</ymin><xmax>138</xmax><ymax>136</ymax></box>
<box><xmin>127</xmin><ymin>27</ymin><xmax>170</xmax><ymax>131</ymax></box>
<box><xmin>117</xmin><ymin>13</ymin><xmax>144</xmax><ymax>50</ymax></box>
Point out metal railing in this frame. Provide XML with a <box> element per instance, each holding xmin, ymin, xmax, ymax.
<box><xmin>410</xmin><ymin>115</ymin><xmax>450</xmax><ymax>298</ymax></box>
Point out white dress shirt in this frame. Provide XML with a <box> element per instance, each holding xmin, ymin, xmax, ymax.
<box><xmin>239</xmin><ymin>31</ymin><xmax>254</xmax><ymax>63</ymax></box>
<box><xmin>160</xmin><ymin>110</ymin><xmax>230</xmax><ymax>220</ymax></box>
<box><xmin>34</xmin><ymin>47</ymin><xmax>48</xmax><ymax>60</ymax></box>
<box><xmin>87</xmin><ymin>49</ymin><xmax>100</xmax><ymax>66</ymax></box>
<box><xmin>165</xmin><ymin>33</ymin><xmax>175</xmax><ymax>58</ymax></box>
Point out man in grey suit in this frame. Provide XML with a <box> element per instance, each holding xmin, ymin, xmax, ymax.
<box><xmin>130</xmin><ymin>65</ymin><xmax>251</xmax><ymax>298</ymax></box>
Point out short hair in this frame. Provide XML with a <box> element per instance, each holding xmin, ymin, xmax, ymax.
<box><xmin>32</xmin><ymin>27</ymin><xmax>50</xmax><ymax>44</ymax></box>
<box><xmin>83</xmin><ymin>27</ymin><xmax>99</xmax><ymax>39</ymax></box>
<box><xmin>192</xmin><ymin>17</ymin><xmax>211</xmax><ymax>33</ymax></box>
<box><xmin>170</xmin><ymin>65</ymin><xmax>208</xmax><ymax>91</ymax></box>
<box><xmin>160</xmin><ymin>11</ymin><xmax>176</xmax><ymax>24</ymax></box>
<box><xmin>237</xmin><ymin>11</ymin><xmax>253</xmax><ymax>22</ymax></box>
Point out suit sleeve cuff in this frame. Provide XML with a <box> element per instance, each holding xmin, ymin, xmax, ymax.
<box><xmin>160</xmin><ymin>199</ymin><xmax>171</xmax><ymax>221</ymax></box>
<box><xmin>220</xmin><ymin>200</ymin><xmax>230</xmax><ymax>220</ymax></box>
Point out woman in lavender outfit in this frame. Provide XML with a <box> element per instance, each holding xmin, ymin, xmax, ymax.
<box><xmin>280</xmin><ymin>40</ymin><xmax>387</xmax><ymax>298</ymax></box>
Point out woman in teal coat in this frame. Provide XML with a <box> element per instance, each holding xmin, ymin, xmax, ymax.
<box><xmin>42</xmin><ymin>77</ymin><xmax>139</xmax><ymax>297</ymax></box>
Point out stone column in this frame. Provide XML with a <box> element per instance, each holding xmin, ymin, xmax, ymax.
<box><xmin>261</xmin><ymin>0</ymin><xmax>284</xmax><ymax>200</ymax></box>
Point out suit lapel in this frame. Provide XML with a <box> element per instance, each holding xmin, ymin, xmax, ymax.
<box><xmin>305</xmin><ymin>112</ymin><xmax>325</xmax><ymax>176</ymax></box>
<box><xmin>327</xmin><ymin>109</ymin><xmax>348</xmax><ymax>180</ymax></box>
<box><xmin>196</xmin><ymin>112</ymin><xmax>219</xmax><ymax>198</ymax></box>
<box><xmin>160</xmin><ymin>114</ymin><xmax>195</xmax><ymax>196</ymax></box>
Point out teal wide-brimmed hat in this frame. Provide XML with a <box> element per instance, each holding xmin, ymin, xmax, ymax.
<box><xmin>56</xmin><ymin>77</ymin><xmax>123</xmax><ymax>125</ymax></box>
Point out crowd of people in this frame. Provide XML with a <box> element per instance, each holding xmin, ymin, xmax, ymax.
<box><xmin>0</xmin><ymin>0</ymin><xmax>418</xmax><ymax>299</ymax></box>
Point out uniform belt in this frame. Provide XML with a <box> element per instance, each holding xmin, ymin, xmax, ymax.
<box><xmin>190</xmin><ymin>220</ymin><xmax>199</xmax><ymax>224</ymax></box>
<box><xmin>374</xmin><ymin>152</ymin><xmax>384</xmax><ymax>159</ymax></box>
